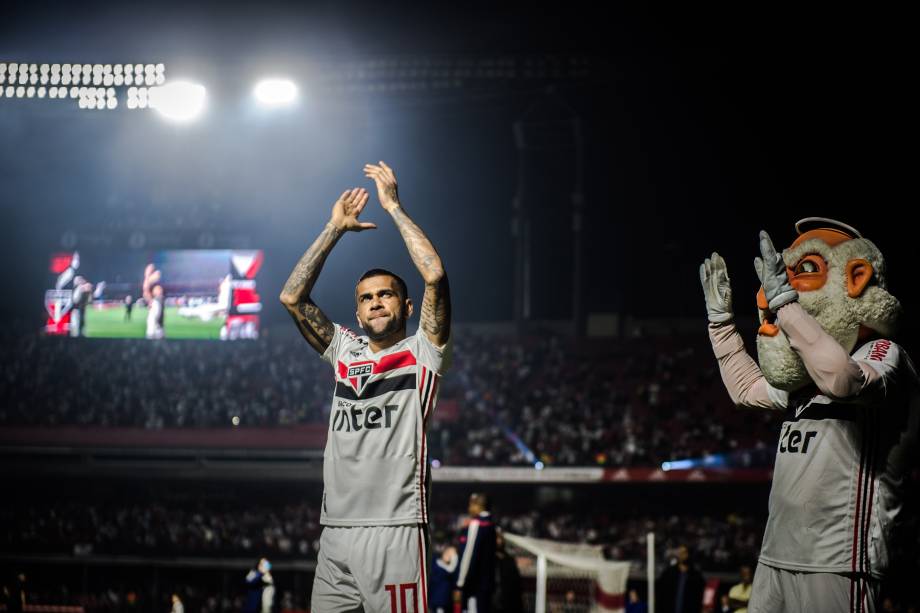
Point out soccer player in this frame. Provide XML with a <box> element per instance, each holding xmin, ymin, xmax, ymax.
<box><xmin>143</xmin><ymin>264</ymin><xmax>165</xmax><ymax>340</ymax></box>
<box><xmin>69</xmin><ymin>275</ymin><xmax>94</xmax><ymax>337</ymax></box>
<box><xmin>280</xmin><ymin>161</ymin><xmax>451</xmax><ymax>613</ymax></box>
<box><xmin>700</xmin><ymin>220</ymin><xmax>919</xmax><ymax>612</ymax></box>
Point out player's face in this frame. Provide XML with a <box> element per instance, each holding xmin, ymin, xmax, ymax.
<box><xmin>355</xmin><ymin>275</ymin><xmax>412</xmax><ymax>341</ymax></box>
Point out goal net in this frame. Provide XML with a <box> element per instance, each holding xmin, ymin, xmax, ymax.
<box><xmin>504</xmin><ymin>533</ymin><xmax>638</xmax><ymax>613</ymax></box>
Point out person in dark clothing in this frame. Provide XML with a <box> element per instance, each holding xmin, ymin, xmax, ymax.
<box><xmin>455</xmin><ymin>493</ymin><xmax>497</xmax><ymax>613</ymax></box>
<box><xmin>430</xmin><ymin>545</ymin><xmax>459</xmax><ymax>613</ymax></box>
<box><xmin>493</xmin><ymin>528</ymin><xmax>523</xmax><ymax>613</ymax></box>
<box><xmin>625</xmin><ymin>589</ymin><xmax>649</xmax><ymax>613</ymax></box>
<box><xmin>656</xmin><ymin>545</ymin><xmax>705</xmax><ymax>613</ymax></box>
<box><xmin>243</xmin><ymin>558</ymin><xmax>272</xmax><ymax>613</ymax></box>
<box><xmin>7</xmin><ymin>573</ymin><xmax>25</xmax><ymax>613</ymax></box>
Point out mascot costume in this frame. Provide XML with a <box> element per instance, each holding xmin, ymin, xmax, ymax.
<box><xmin>699</xmin><ymin>218</ymin><xmax>918</xmax><ymax>613</ymax></box>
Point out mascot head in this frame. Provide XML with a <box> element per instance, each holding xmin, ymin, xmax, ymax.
<box><xmin>756</xmin><ymin>217</ymin><xmax>902</xmax><ymax>391</ymax></box>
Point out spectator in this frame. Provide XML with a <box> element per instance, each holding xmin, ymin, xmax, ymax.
<box><xmin>727</xmin><ymin>564</ymin><xmax>752</xmax><ymax>613</ymax></box>
<box><xmin>657</xmin><ymin>545</ymin><xmax>705</xmax><ymax>613</ymax></box>
<box><xmin>430</xmin><ymin>546</ymin><xmax>458</xmax><ymax>613</ymax></box>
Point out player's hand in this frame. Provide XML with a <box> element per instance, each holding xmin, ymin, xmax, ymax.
<box><xmin>754</xmin><ymin>230</ymin><xmax>797</xmax><ymax>312</ymax></box>
<box><xmin>699</xmin><ymin>252</ymin><xmax>733</xmax><ymax>324</ymax></box>
<box><xmin>364</xmin><ymin>161</ymin><xmax>400</xmax><ymax>212</ymax></box>
<box><xmin>144</xmin><ymin>266</ymin><xmax>161</xmax><ymax>292</ymax></box>
<box><xmin>330</xmin><ymin>188</ymin><xmax>375</xmax><ymax>233</ymax></box>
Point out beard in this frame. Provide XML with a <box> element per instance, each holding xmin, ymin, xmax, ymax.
<box><xmin>756</xmin><ymin>281</ymin><xmax>900</xmax><ymax>391</ymax></box>
<box><xmin>756</xmin><ymin>332</ymin><xmax>810</xmax><ymax>392</ymax></box>
<box><xmin>362</xmin><ymin>312</ymin><xmax>406</xmax><ymax>341</ymax></box>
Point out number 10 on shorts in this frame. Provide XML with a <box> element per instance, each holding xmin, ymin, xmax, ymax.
<box><xmin>385</xmin><ymin>583</ymin><xmax>419</xmax><ymax>613</ymax></box>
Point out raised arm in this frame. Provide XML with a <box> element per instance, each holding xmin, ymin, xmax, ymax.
<box><xmin>364</xmin><ymin>161</ymin><xmax>451</xmax><ymax>346</ymax></box>
<box><xmin>700</xmin><ymin>252</ymin><xmax>781</xmax><ymax>409</ymax></box>
<box><xmin>756</xmin><ymin>231</ymin><xmax>882</xmax><ymax>401</ymax></box>
<box><xmin>142</xmin><ymin>264</ymin><xmax>159</xmax><ymax>303</ymax></box>
<box><xmin>279</xmin><ymin>188</ymin><xmax>374</xmax><ymax>354</ymax></box>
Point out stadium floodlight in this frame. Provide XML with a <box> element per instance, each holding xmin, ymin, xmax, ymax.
<box><xmin>149</xmin><ymin>80</ymin><xmax>206</xmax><ymax>121</ymax></box>
<box><xmin>253</xmin><ymin>78</ymin><xmax>298</xmax><ymax>106</ymax></box>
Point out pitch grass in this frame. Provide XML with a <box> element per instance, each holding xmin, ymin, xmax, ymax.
<box><xmin>83</xmin><ymin>305</ymin><xmax>224</xmax><ymax>339</ymax></box>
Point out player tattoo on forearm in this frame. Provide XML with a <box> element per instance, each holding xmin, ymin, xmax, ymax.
<box><xmin>281</xmin><ymin>223</ymin><xmax>340</xmax><ymax>352</ymax></box>
<box><xmin>421</xmin><ymin>278</ymin><xmax>451</xmax><ymax>340</ymax></box>
<box><xmin>290</xmin><ymin>301</ymin><xmax>334</xmax><ymax>349</ymax></box>
<box><xmin>389</xmin><ymin>207</ymin><xmax>444</xmax><ymax>281</ymax></box>
<box><xmin>384</xmin><ymin>183</ymin><xmax>399</xmax><ymax>206</ymax></box>
<box><xmin>282</xmin><ymin>223</ymin><xmax>340</xmax><ymax>300</ymax></box>
<box><xmin>389</xmin><ymin>207</ymin><xmax>450</xmax><ymax>343</ymax></box>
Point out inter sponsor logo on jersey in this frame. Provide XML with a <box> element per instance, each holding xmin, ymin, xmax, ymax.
<box><xmin>331</xmin><ymin>404</ymin><xmax>399</xmax><ymax>431</ymax></box>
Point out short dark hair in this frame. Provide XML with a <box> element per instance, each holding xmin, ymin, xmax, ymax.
<box><xmin>357</xmin><ymin>269</ymin><xmax>408</xmax><ymax>301</ymax></box>
<box><xmin>470</xmin><ymin>492</ymin><xmax>490</xmax><ymax>510</ymax></box>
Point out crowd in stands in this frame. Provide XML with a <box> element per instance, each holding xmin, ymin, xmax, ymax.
<box><xmin>0</xmin><ymin>326</ymin><xmax>783</xmax><ymax>467</ymax></box>
<box><xmin>0</xmin><ymin>330</ymin><xmax>329</xmax><ymax>429</ymax></box>
<box><xmin>3</xmin><ymin>496</ymin><xmax>766</xmax><ymax>572</ymax></box>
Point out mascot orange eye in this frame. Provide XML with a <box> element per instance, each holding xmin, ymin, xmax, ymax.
<box><xmin>788</xmin><ymin>254</ymin><xmax>828</xmax><ymax>291</ymax></box>
<box><xmin>796</xmin><ymin>260</ymin><xmax>819</xmax><ymax>274</ymax></box>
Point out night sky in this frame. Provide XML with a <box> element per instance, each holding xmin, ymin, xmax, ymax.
<box><xmin>1</xmin><ymin>3</ymin><xmax>914</xmax><ymax>339</ymax></box>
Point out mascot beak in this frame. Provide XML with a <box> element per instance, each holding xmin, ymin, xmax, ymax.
<box><xmin>757</xmin><ymin>287</ymin><xmax>780</xmax><ymax>337</ymax></box>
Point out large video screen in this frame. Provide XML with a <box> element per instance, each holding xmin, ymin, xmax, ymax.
<box><xmin>44</xmin><ymin>249</ymin><xmax>264</xmax><ymax>340</ymax></box>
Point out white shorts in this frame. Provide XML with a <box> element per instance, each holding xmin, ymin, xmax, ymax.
<box><xmin>311</xmin><ymin>524</ymin><xmax>430</xmax><ymax>613</ymax></box>
<box><xmin>749</xmin><ymin>563</ymin><xmax>879</xmax><ymax>613</ymax></box>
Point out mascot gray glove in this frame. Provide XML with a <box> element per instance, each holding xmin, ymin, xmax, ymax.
<box><xmin>699</xmin><ymin>252</ymin><xmax>734</xmax><ymax>323</ymax></box>
<box><xmin>754</xmin><ymin>230</ymin><xmax>798</xmax><ymax>312</ymax></box>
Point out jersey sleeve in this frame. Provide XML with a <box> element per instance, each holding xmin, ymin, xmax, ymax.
<box><xmin>765</xmin><ymin>383</ymin><xmax>790</xmax><ymax>409</ymax></box>
<box><xmin>414</xmin><ymin>329</ymin><xmax>453</xmax><ymax>375</ymax></box>
<box><xmin>847</xmin><ymin>338</ymin><xmax>904</xmax><ymax>404</ymax></box>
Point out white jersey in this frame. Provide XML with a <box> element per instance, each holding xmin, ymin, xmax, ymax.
<box><xmin>760</xmin><ymin>339</ymin><xmax>919</xmax><ymax>577</ymax></box>
<box><xmin>319</xmin><ymin>323</ymin><xmax>452</xmax><ymax>526</ymax></box>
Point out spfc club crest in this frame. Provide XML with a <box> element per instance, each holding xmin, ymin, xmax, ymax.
<box><xmin>344</xmin><ymin>361</ymin><xmax>374</xmax><ymax>395</ymax></box>
<box><xmin>45</xmin><ymin>289</ymin><xmax>73</xmax><ymax>323</ymax></box>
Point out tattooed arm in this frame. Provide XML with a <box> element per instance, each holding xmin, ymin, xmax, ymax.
<box><xmin>279</xmin><ymin>188</ymin><xmax>374</xmax><ymax>354</ymax></box>
<box><xmin>364</xmin><ymin>161</ymin><xmax>451</xmax><ymax>346</ymax></box>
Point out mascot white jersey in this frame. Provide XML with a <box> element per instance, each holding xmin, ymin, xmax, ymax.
<box><xmin>700</xmin><ymin>218</ymin><xmax>919</xmax><ymax>613</ymax></box>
